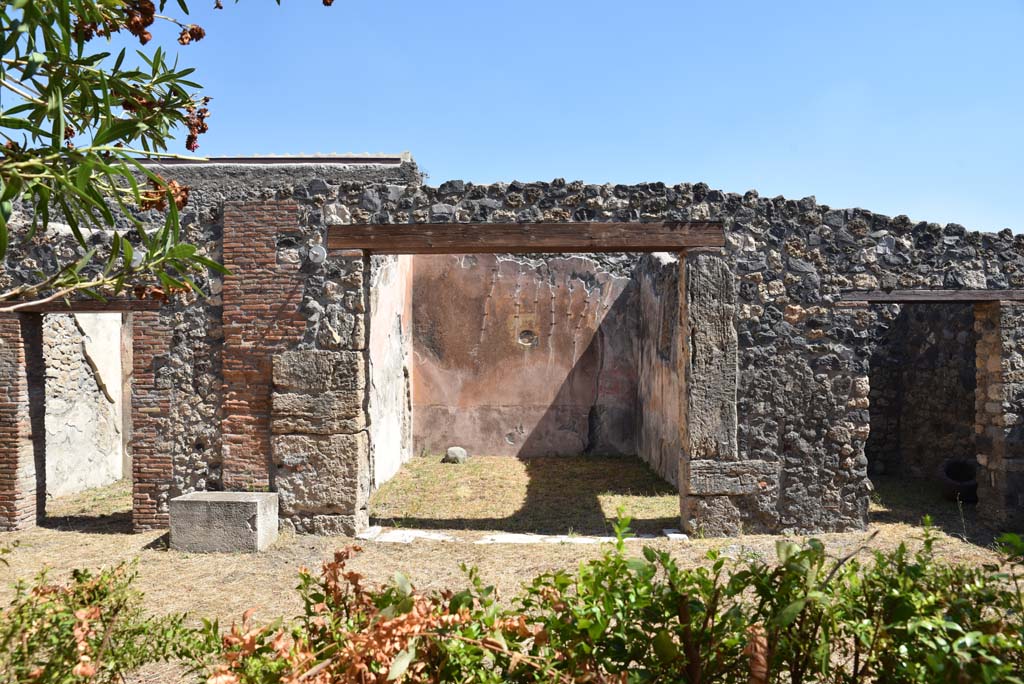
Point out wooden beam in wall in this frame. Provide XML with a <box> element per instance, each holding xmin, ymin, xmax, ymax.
<box><xmin>840</xmin><ymin>289</ymin><xmax>1024</xmax><ymax>303</ymax></box>
<box><xmin>3</xmin><ymin>299</ymin><xmax>162</xmax><ymax>314</ymax></box>
<box><xmin>327</xmin><ymin>221</ymin><xmax>725</xmax><ymax>254</ymax></box>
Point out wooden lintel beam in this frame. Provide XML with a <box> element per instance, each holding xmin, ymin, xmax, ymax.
<box><xmin>840</xmin><ymin>289</ymin><xmax>1024</xmax><ymax>303</ymax></box>
<box><xmin>4</xmin><ymin>299</ymin><xmax>163</xmax><ymax>313</ymax></box>
<box><xmin>327</xmin><ymin>221</ymin><xmax>724</xmax><ymax>254</ymax></box>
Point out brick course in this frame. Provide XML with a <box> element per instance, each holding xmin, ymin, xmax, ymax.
<box><xmin>0</xmin><ymin>314</ymin><xmax>42</xmax><ymax>531</ymax></box>
<box><xmin>221</xmin><ymin>201</ymin><xmax>306</xmax><ymax>489</ymax></box>
<box><xmin>130</xmin><ymin>311</ymin><xmax>173</xmax><ymax>530</ymax></box>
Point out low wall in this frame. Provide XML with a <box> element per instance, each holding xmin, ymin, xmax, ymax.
<box><xmin>412</xmin><ymin>254</ymin><xmax>638</xmax><ymax>457</ymax></box>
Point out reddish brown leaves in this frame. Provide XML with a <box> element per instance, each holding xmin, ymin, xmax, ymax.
<box><xmin>184</xmin><ymin>102</ymin><xmax>211</xmax><ymax>152</ymax></box>
<box><xmin>139</xmin><ymin>177</ymin><xmax>190</xmax><ymax>212</ymax></box>
<box><xmin>124</xmin><ymin>0</ymin><xmax>156</xmax><ymax>44</ymax></box>
<box><xmin>178</xmin><ymin>24</ymin><xmax>207</xmax><ymax>45</ymax></box>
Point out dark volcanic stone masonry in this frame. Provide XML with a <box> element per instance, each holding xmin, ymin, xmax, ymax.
<box><xmin>2</xmin><ymin>157</ymin><xmax>1024</xmax><ymax>535</ymax></box>
<box><xmin>866</xmin><ymin>303</ymin><xmax>977</xmax><ymax>479</ymax></box>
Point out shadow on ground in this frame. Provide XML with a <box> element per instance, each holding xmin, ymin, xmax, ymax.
<box><xmin>869</xmin><ymin>474</ymin><xmax>1000</xmax><ymax>548</ymax></box>
<box><xmin>371</xmin><ymin>455</ymin><xmax>680</xmax><ymax>536</ymax></box>
<box><xmin>40</xmin><ymin>510</ymin><xmax>133</xmax><ymax>535</ymax></box>
<box><xmin>38</xmin><ymin>478</ymin><xmax>135</xmax><ymax>535</ymax></box>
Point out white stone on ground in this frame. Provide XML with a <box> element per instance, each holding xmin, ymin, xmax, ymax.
<box><xmin>542</xmin><ymin>535</ymin><xmax>603</xmax><ymax>545</ymax></box>
<box><xmin>355</xmin><ymin>525</ymin><xmax>382</xmax><ymax>541</ymax></box>
<box><xmin>375</xmin><ymin>529</ymin><xmax>456</xmax><ymax>544</ymax></box>
<box><xmin>475</xmin><ymin>533</ymin><xmax>546</xmax><ymax>544</ymax></box>
<box><xmin>362</xmin><ymin>528</ymin><xmax>689</xmax><ymax>544</ymax></box>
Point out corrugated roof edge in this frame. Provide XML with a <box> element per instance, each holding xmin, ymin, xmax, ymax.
<box><xmin>137</xmin><ymin>152</ymin><xmax>412</xmax><ymax>165</ymax></box>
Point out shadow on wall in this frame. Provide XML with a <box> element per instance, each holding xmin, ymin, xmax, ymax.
<box><xmin>516</xmin><ymin>279</ymin><xmax>640</xmax><ymax>459</ymax></box>
<box><xmin>865</xmin><ymin>302</ymin><xmax>977</xmax><ymax>480</ymax></box>
<box><xmin>395</xmin><ymin>253</ymin><xmax>679</xmax><ymax>534</ymax></box>
<box><xmin>412</xmin><ymin>254</ymin><xmax>640</xmax><ymax>458</ymax></box>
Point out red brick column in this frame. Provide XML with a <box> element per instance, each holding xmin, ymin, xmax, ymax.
<box><xmin>221</xmin><ymin>201</ymin><xmax>306</xmax><ymax>489</ymax></box>
<box><xmin>0</xmin><ymin>313</ymin><xmax>43</xmax><ymax>531</ymax></box>
<box><xmin>131</xmin><ymin>310</ymin><xmax>173</xmax><ymax>530</ymax></box>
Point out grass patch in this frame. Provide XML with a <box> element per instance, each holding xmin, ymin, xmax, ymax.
<box><xmin>370</xmin><ymin>455</ymin><xmax>682</xmax><ymax>535</ymax></box>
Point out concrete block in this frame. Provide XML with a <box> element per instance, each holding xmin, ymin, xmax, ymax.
<box><xmin>170</xmin><ymin>492</ymin><xmax>279</xmax><ymax>553</ymax></box>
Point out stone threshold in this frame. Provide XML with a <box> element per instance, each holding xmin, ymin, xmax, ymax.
<box><xmin>355</xmin><ymin>527</ymin><xmax>690</xmax><ymax>545</ymax></box>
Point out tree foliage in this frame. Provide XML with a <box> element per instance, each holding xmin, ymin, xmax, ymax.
<box><xmin>0</xmin><ymin>0</ymin><xmax>230</xmax><ymax>311</ymax></box>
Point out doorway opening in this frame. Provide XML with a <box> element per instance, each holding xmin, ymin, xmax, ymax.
<box><xmin>339</xmin><ymin>219</ymin><xmax>724</xmax><ymax>537</ymax></box>
<box><xmin>367</xmin><ymin>252</ymin><xmax>681</xmax><ymax>536</ymax></box>
<box><xmin>838</xmin><ymin>287</ymin><xmax>1024</xmax><ymax>538</ymax></box>
<box><xmin>32</xmin><ymin>311</ymin><xmax>132</xmax><ymax>533</ymax></box>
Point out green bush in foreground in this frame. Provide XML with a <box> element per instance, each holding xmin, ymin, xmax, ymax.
<box><xmin>2</xmin><ymin>522</ymin><xmax>1023</xmax><ymax>683</ymax></box>
<box><xmin>0</xmin><ymin>561</ymin><xmax>202</xmax><ymax>683</ymax></box>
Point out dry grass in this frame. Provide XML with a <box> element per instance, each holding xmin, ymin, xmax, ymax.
<box><xmin>0</xmin><ymin>462</ymin><xmax>1006</xmax><ymax>682</ymax></box>
<box><xmin>1</xmin><ymin>460</ymin><xmax>1004</xmax><ymax>620</ymax></box>
<box><xmin>370</xmin><ymin>455</ymin><xmax>680</xmax><ymax>536</ymax></box>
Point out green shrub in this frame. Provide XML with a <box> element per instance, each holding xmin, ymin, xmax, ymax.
<box><xmin>3</xmin><ymin>525</ymin><xmax>1023</xmax><ymax>683</ymax></box>
<box><xmin>0</xmin><ymin>561</ymin><xmax>201</xmax><ymax>683</ymax></box>
<box><xmin>201</xmin><ymin>520</ymin><xmax>1024</xmax><ymax>684</ymax></box>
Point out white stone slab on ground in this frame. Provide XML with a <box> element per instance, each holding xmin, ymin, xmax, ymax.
<box><xmin>542</xmin><ymin>535</ymin><xmax>604</xmax><ymax>545</ymax></box>
<box><xmin>662</xmin><ymin>528</ymin><xmax>690</xmax><ymax>541</ymax></box>
<box><xmin>475</xmin><ymin>533</ymin><xmax>546</xmax><ymax>544</ymax></box>
<box><xmin>355</xmin><ymin>525</ymin><xmax>382</xmax><ymax>541</ymax></box>
<box><xmin>375</xmin><ymin>529</ymin><xmax>456</xmax><ymax>544</ymax></box>
<box><xmin>361</xmin><ymin>528</ymin><xmax>687</xmax><ymax>545</ymax></box>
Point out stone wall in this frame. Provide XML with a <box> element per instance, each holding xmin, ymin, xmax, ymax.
<box><xmin>42</xmin><ymin>313</ymin><xmax>124</xmax><ymax>498</ymax></box>
<box><xmin>412</xmin><ymin>253</ymin><xmax>638</xmax><ymax>457</ymax></box>
<box><xmin>272</xmin><ymin>349</ymin><xmax>370</xmax><ymax>534</ymax></box>
<box><xmin>636</xmin><ymin>253</ymin><xmax>682</xmax><ymax>486</ymax></box>
<box><xmin>6</xmin><ymin>162</ymin><xmax>1024</xmax><ymax>534</ymax></box>
<box><xmin>866</xmin><ymin>303</ymin><xmax>977</xmax><ymax>478</ymax></box>
<box><xmin>137</xmin><ymin>162</ymin><xmax>414</xmax><ymax>530</ymax></box>
<box><xmin>864</xmin><ymin>304</ymin><xmax>903</xmax><ymax>474</ymax></box>
<box><xmin>975</xmin><ymin>302</ymin><xmax>1024</xmax><ymax>528</ymax></box>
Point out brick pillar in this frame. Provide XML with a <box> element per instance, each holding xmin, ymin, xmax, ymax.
<box><xmin>221</xmin><ymin>201</ymin><xmax>306</xmax><ymax>490</ymax></box>
<box><xmin>975</xmin><ymin>301</ymin><xmax>1024</xmax><ymax>530</ymax></box>
<box><xmin>0</xmin><ymin>313</ymin><xmax>44</xmax><ymax>531</ymax></box>
<box><xmin>131</xmin><ymin>310</ymin><xmax>174</xmax><ymax>530</ymax></box>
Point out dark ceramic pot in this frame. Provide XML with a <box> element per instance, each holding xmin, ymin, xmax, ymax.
<box><xmin>939</xmin><ymin>458</ymin><xmax>978</xmax><ymax>504</ymax></box>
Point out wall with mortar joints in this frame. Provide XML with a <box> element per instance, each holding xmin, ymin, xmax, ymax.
<box><xmin>130</xmin><ymin>311</ymin><xmax>174</xmax><ymax>530</ymax></box>
<box><xmin>0</xmin><ymin>315</ymin><xmax>41</xmax><ymax>530</ymax></box>
<box><xmin>320</xmin><ymin>177</ymin><xmax>1024</xmax><ymax>534</ymax></box>
<box><xmin>9</xmin><ymin>163</ymin><xmax>1024</xmax><ymax>534</ymax></box>
<box><xmin>975</xmin><ymin>302</ymin><xmax>1024</xmax><ymax>528</ymax></box>
<box><xmin>865</xmin><ymin>303</ymin><xmax>976</xmax><ymax>478</ymax></box>
<box><xmin>221</xmin><ymin>201</ymin><xmax>307</xmax><ymax>490</ymax></box>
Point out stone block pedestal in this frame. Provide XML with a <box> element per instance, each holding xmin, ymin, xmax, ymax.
<box><xmin>169</xmin><ymin>492</ymin><xmax>279</xmax><ymax>553</ymax></box>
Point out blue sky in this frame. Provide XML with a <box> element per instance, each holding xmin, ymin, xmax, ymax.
<box><xmin>157</xmin><ymin>0</ymin><xmax>1023</xmax><ymax>231</ymax></box>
